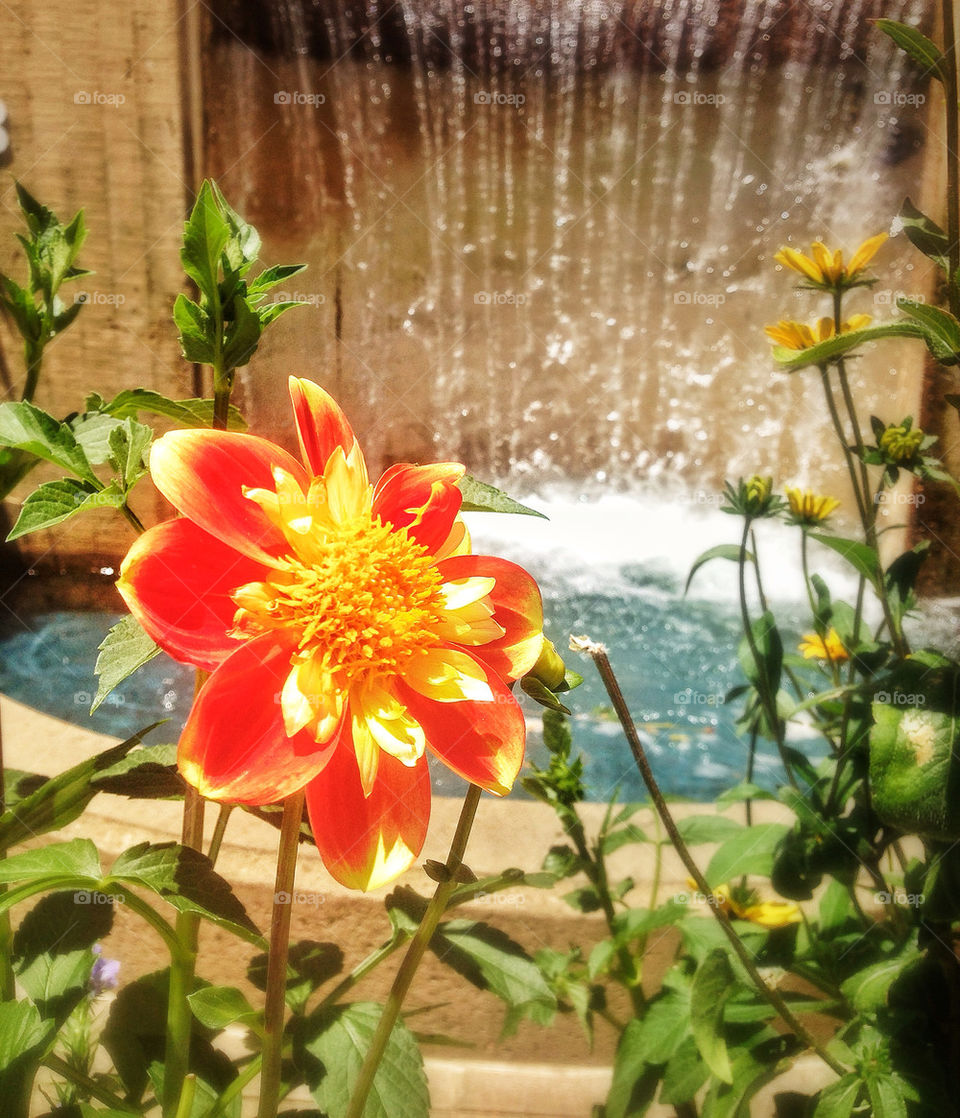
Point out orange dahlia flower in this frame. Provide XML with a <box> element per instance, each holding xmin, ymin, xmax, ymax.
<box><xmin>118</xmin><ymin>378</ymin><xmax>544</xmax><ymax>890</ymax></box>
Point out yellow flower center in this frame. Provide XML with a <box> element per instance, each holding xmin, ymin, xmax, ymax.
<box><xmin>232</xmin><ymin>515</ymin><xmax>445</xmax><ymax>687</ymax></box>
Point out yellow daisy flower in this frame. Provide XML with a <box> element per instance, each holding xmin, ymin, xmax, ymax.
<box><xmin>687</xmin><ymin>880</ymin><xmax>802</xmax><ymax>928</ymax></box>
<box><xmin>799</xmin><ymin>628</ymin><xmax>849</xmax><ymax>662</ymax></box>
<box><xmin>774</xmin><ymin>233</ymin><xmax>888</xmax><ymax>289</ymax></box>
<box><xmin>764</xmin><ymin>315</ymin><xmax>872</xmax><ymax>351</ymax></box>
<box><xmin>785</xmin><ymin>487</ymin><xmax>841</xmax><ymax>526</ymax></box>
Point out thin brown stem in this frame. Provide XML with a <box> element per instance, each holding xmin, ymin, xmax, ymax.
<box><xmin>572</xmin><ymin>636</ymin><xmax>848</xmax><ymax>1078</ymax></box>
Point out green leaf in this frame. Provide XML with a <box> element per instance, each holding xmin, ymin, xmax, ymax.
<box><xmin>705</xmin><ymin>823</ymin><xmax>789</xmax><ymax>886</ymax></box>
<box><xmin>0</xmin><ymin>728</ymin><xmax>155</xmax><ymax>852</ymax></box>
<box><xmin>106</xmin><ymin>842</ymin><xmax>261</xmax><ymax>942</ymax></box>
<box><xmin>840</xmin><ymin>948</ymin><xmax>919</xmax><ymax>1013</ymax></box>
<box><xmin>0</xmin><ymin>838</ymin><xmax>101</xmax><ymax>884</ymax></box>
<box><xmin>0</xmin><ymin>400</ymin><xmax>98</xmax><ymax>485</ymax></box>
<box><xmin>604</xmin><ymin>1018</ymin><xmax>662</xmax><ymax>1118</ymax></box>
<box><xmin>771</xmin><ymin>321</ymin><xmax>925</xmax><ymax>370</ymax></box>
<box><xmin>181</xmin><ymin>182</ymin><xmax>230</xmax><ymax>304</ymax></box>
<box><xmin>90</xmin><ymin>743</ymin><xmax>183</xmax><ymax>799</ymax></box>
<box><xmin>7</xmin><ymin>478</ymin><xmax>124</xmax><ymax>540</ymax></box>
<box><xmin>107</xmin><ymin>417</ymin><xmax>152</xmax><ymax>489</ymax></box>
<box><xmin>810</xmin><ymin>533</ymin><xmax>880</xmax><ymax>585</ymax></box>
<box><xmin>221</xmin><ymin>296</ymin><xmax>263</xmax><ymax>371</ymax></box>
<box><xmin>212</xmin><ymin>182</ymin><xmax>262</xmax><ymax>273</ymax></box>
<box><xmin>685</xmin><ymin>544</ymin><xmax>753</xmax><ymax>595</ymax></box>
<box><xmin>690</xmin><ymin>950</ymin><xmax>734</xmax><ymax>1083</ymax></box>
<box><xmin>457</xmin><ymin>475</ymin><xmax>546</xmax><ymax>518</ymax></box>
<box><xmin>813</xmin><ymin>1074</ymin><xmax>864</xmax><ymax>1118</ymax></box>
<box><xmin>898</xmin><ymin>197</ymin><xmax>951</xmax><ymax>274</ymax></box>
<box><xmin>675</xmin><ymin>814</ymin><xmax>744</xmax><ymax>845</ymax></box>
<box><xmin>92</xmin><ymin>615</ymin><xmax>161</xmax><ymax>713</ymax></box>
<box><xmin>660</xmin><ymin>1037</ymin><xmax>710</xmax><ymax>1106</ymax></box>
<box><xmin>0</xmin><ymin>998</ymin><xmax>49</xmax><ymax>1104</ymax></box>
<box><xmin>866</xmin><ymin>1073</ymin><xmax>909</xmax><ymax>1118</ymax></box>
<box><xmin>173</xmin><ymin>294</ymin><xmax>216</xmax><ymax>364</ymax></box>
<box><xmin>246</xmin><ymin>262</ymin><xmax>307</xmax><ymax>299</ymax></box>
<box><xmin>875</xmin><ymin>19</ymin><xmax>946</xmax><ymax>80</ymax></box>
<box><xmin>72</xmin><ymin>411</ymin><xmax>127</xmax><ymax>464</ymax></box>
<box><xmin>519</xmin><ymin>674</ymin><xmax>571</xmax><ymax>714</ymax></box>
<box><xmin>869</xmin><ymin>666</ymin><xmax>960</xmax><ymax>839</ymax></box>
<box><xmin>430</xmin><ymin>919</ymin><xmax>556</xmax><ymax>1030</ymax></box>
<box><xmin>247</xmin><ymin>940</ymin><xmax>344</xmax><ymax>1013</ymax></box>
<box><xmin>896</xmin><ymin>298</ymin><xmax>960</xmax><ymax>366</ymax></box>
<box><xmin>294</xmin><ymin>1002</ymin><xmax>429</xmax><ymax>1118</ymax></box>
<box><xmin>188</xmin><ymin>985</ymin><xmax>260</xmax><ymax>1030</ymax></box>
<box><xmin>94</xmin><ymin>388</ymin><xmax>247</xmax><ymax>431</ymax></box>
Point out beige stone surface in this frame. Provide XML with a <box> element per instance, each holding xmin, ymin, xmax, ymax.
<box><xmin>0</xmin><ymin>0</ymin><xmax>192</xmax><ymax>566</ymax></box>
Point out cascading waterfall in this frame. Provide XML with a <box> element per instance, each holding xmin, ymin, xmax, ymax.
<box><xmin>204</xmin><ymin>0</ymin><xmax>933</xmax><ymax>493</ymax></box>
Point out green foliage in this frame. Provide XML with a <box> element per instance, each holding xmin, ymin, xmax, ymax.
<box><xmin>456</xmin><ymin>474</ymin><xmax>547</xmax><ymax>518</ymax></box>
<box><xmin>92</xmin><ymin>616</ymin><xmax>161</xmax><ymax>713</ymax></box>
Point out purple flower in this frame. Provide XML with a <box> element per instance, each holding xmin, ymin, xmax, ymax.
<box><xmin>89</xmin><ymin>944</ymin><xmax>120</xmax><ymax>996</ymax></box>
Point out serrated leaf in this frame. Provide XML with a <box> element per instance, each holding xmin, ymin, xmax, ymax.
<box><xmin>7</xmin><ymin>478</ymin><xmax>124</xmax><ymax>540</ymax></box>
<box><xmin>107</xmin><ymin>417</ymin><xmax>152</xmax><ymax>488</ymax></box>
<box><xmin>95</xmin><ymin>388</ymin><xmax>247</xmax><ymax>430</ymax></box>
<box><xmin>106</xmin><ymin>842</ymin><xmax>261</xmax><ymax>942</ymax></box>
<box><xmin>771</xmin><ymin>321</ymin><xmax>925</xmax><ymax>370</ymax></box>
<box><xmin>660</xmin><ymin>1036</ymin><xmax>710</xmax><ymax>1106</ymax></box>
<box><xmin>840</xmin><ymin>949</ymin><xmax>919</xmax><ymax>1013</ymax></box>
<box><xmin>605</xmin><ymin>1018</ymin><xmax>661</xmax><ymax>1118</ymax></box>
<box><xmin>0</xmin><ymin>728</ymin><xmax>155</xmax><ymax>853</ymax></box>
<box><xmin>705</xmin><ymin>823</ymin><xmax>789</xmax><ymax>887</ymax></box>
<box><xmin>813</xmin><ymin>1074</ymin><xmax>864</xmax><ymax>1118</ymax></box>
<box><xmin>72</xmin><ymin>411</ymin><xmax>126</xmax><ymax>463</ymax></box>
<box><xmin>896</xmin><ymin>299</ymin><xmax>960</xmax><ymax>365</ymax></box>
<box><xmin>685</xmin><ymin>544</ymin><xmax>753</xmax><ymax>595</ymax></box>
<box><xmin>457</xmin><ymin>475</ymin><xmax>546</xmax><ymax>518</ymax></box>
<box><xmin>0</xmin><ymin>400</ymin><xmax>98</xmax><ymax>484</ymax></box>
<box><xmin>92</xmin><ymin>615</ymin><xmax>161</xmax><ymax>712</ymax></box>
<box><xmin>181</xmin><ymin>182</ymin><xmax>230</xmax><ymax>304</ymax></box>
<box><xmin>430</xmin><ymin>919</ymin><xmax>556</xmax><ymax>1024</ymax></box>
<box><xmin>246</xmin><ymin>263</ymin><xmax>308</xmax><ymax>299</ymax></box>
<box><xmin>876</xmin><ymin>19</ymin><xmax>946</xmax><ymax>80</ymax></box>
<box><xmin>0</xmin><ymin>838</ymin><xmax>102</xmax><ymax>884</ymax></box>
<box><xmin>294</xmin><ymin>1002</ymin><xmax>429</xmax><ymax>1118</ymax></box>
<box><xmin>173</xmin><ymin>294</ymin><xmax>216</xmax><ymax>364</ymax></box>
<box><xmin>690</xmin><ymin>950</ymin><xmax>733</xmax><ymax>1083</ymax></box>
<box><xmin>90</xmin><ymin>743</ymin><xmax>183</xmax><ymax>799</ymax></box>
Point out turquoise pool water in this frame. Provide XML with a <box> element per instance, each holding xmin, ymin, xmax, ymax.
<box><xmin>0</xmin><ymin>495</ymin><xmax>847</xmax><ymax>801</ymax></box>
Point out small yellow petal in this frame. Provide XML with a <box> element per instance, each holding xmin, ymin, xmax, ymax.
<box><xmin>847</xmin><ymin>232</ymin><xmax>888</xmax><ymax>276</ymax></box>
<box><xmin>774</xmin><ymin>247</ymin><xmax>822</xmax><ymax>283</ymax></box>
<box><xmin>404</xmin><ymin>648</ymin><xmax>494</xmax><ymax>703</ymax></box>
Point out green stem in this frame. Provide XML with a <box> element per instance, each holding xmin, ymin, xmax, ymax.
<box><xmin>43</xmin><ymin>1052</ymin><xmax>133</xmax><ymax>1110</ymax></box>
<box><xmin>316</xmin><ymin>933</ymin><xmax>406</xmax><ymax>1012</ymax></box>
<box><xmin>20</xmin><ymin>345</ymin><xmax>42</xmax><ymax>404</ymax></box>
<box><xmin>120</xmin><ymin>502</ymin><xmax>146</xmax><ymax>535</ymax></box>
<box><xmin>737</xmin><ymin>517</ymin><xmax>796</xmax><ymax>788</ymax></box>
<box><xmin>256</xmin><ymin>791</ymin><xmax>305</xmax><ymax>1118</ymax></box>
<box><xmin>207</xmin><ymin>803</ymin><xmax>234</xmax><ymax>869</ymax></box>
<box><xmin>174</xmin><ymin>1075</ymin><xmax>197</xmax><ymax>1118</ymax></box>
<box><xmin>942</xmin><ymin>0</ymin><xmax>960</xmax><ymax>318</ymax></box>
<box><xmin>201</xmin><ymin>1056</ymin><xmax>262</xmax><ymax>1118</ymax></box>
<box><xmin>0</xmin><ymin>709</ymin><xmax>13</xmax><ymax>1002</ymax></box>
<box><xmin>572</xmin><ymin>636</ymin><xmax>849</xmax><ymax>1078</ymax></box>
<box><xmin>344</xmin><ymin>784</ymin><xmax>483</xmax><ymax>1118</ymax></box>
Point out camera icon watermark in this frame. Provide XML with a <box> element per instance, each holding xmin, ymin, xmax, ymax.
<box><xmin>273</xmin><ymin>291</ymin><xmax>325</xmax><ymax>307</ymax></box>
<box><xmin>473</xmin><ymin>91</ymin><xmax>525</xmax><ymax>107</ymax></box>
<box><xmin>672</xmin><ymin>91</ymin><xmax>725</xmax><ymax>107</ymax></box>
<box><xmin>873</xmin><ymin>289</ymin><xmax>926</xmax><ymax>307</ymax></box>
<box><xmin>74</xmin><ymin>91</ymin><xmax>126</xmax><ymax>107</ymax></box>
<box><xmin>74</xmin><ymin>891</ymin><xmax>123</xmax><ymax>906</ymax></box>
<box><xmin>274</xmin><ymin>890</ymin><xmax>325</xmax><ymax>907</ymax></box>
<box><xmin>74</xmin><ymin>291</ymin><xmax>126</xmax><ymax>307</ymax></box>
<box><xmin>474</xmin><ymin>291</ymin><xmax>527</xmax><ymax>306</ymax></box>
<box><xmin>874</xmin><ymin>690</ymin><xmax>926</xmax><ymax>707</ymax></box>
<box><xmin>674</xmin><ymin>291</ymin><xmax>726</xmax><ymax>307</ymax></box>
<box><xmin>274</xmin><ymin>91</ymin><xmax>326</xmax><ymax>107</ymax></box>
<box><xmin>674</xmin><ymin>687</ymin><xmax>725</xmax><ymax>707</ymax></box>
<box><xmin>874</xmin><ymin>890</ymin><xmax>924</xmax><ymax>906</ymax></box>
<box><xmin>873</xmin><ymin>90</ymin><xmax>925</xmax><ymax>107</ymax></box>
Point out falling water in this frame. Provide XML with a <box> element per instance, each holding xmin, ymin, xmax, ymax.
<box><xmin>204</xmin><ymin>0</ymin><xmax>934</xmax><ymax>493</ymax></box>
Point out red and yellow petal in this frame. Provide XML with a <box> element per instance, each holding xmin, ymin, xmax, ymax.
<box><xmin>289</xmin><ymin>377</ymin><xmax>359</xmax><ymax>476</ymax></box>
<box><xmin>305</xmin><ymin>742</ymin><xmax>431</xmax><ymax>891</ymax></box>
<box><xmin>117</xmin><ymin>518</ymin><xmax>265</xmax><ymax>671</ymax></box>
<box><xmin>178</xmin><ymin>632</ymin><xmax>342</xmax><ymax>804</ymax></box>
<box><xmin>150</xmin><ymin>430</ymin><xmax>308</xmax><ymax>565</ymax></box>
<box><xmin>397</xmin><ymin>658</ymin><xmax>525</xmax><ymax>795</ymax></box>
<box><xmin>437</xmin><ymin>555</ymin><xmax>544</xmax><ymax>681</ymax></box>
<box><xmin>373</xmin><ymin>462</ymin><xmax>465</xmax><ymax>555</ymax></box>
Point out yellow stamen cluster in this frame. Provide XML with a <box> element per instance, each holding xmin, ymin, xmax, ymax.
<box><xmin>232</xmin><ymin>515</ymin><xmax>446</xmax><ymax>686</ymax></box>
